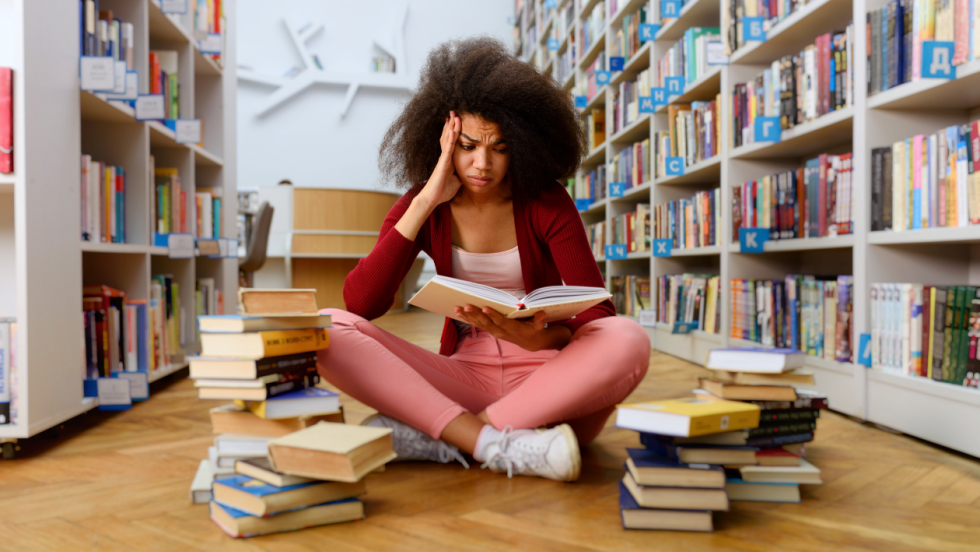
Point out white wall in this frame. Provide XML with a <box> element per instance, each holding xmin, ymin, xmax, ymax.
<box><xmin>237</xmin><ymin>0</ymin><xmax>515</xmax><ymax>192</ymax></box>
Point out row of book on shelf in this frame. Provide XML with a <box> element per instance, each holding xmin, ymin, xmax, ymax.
<box><xmin>188</xmin><ymin>288</ymin><xmax>393</xmax><ymax>537</ymax></box>
<box><xmin>730</xmin><ymin>275</ymin><xmax>855</xmax><ymax>364</ymax></box>
<box><xmin>870</xmin><ymin>122</ymin><xmax>980</xmax><ymax>232</ymax></box>
<box><xmin>656</xmin><ymin>274</ymin><xmax>721</xmax><ymax>334</ymax></box>
<box><xmin>653</xmin><ymin>189</ymin><xmax>720</xmax><ymax>250</ymax></box>
<box><xmin>871</xmin><ymin>283</ymin><xmax>980</xmax><ymax>388</ymax></box>
<box><xmin>655</xmin><ymin>100</ymin><xmax>721</xmax><ymax>178</ymax></box>
<box><xmin>656</xmin><ymin>27</ymin><xmax>724</xmax><ymax>92</ymax></box>
<box><xmin>585</xmin><ymin>203</ymin><xmax>651</xmax><ymax>256</ymax></box>
<box><xmin>611</xmin><ymin>275</ymin><xmax>652</xmax><ymax>318</ymax></box>
<box><xmin>80</xmin><ymin>154</ymin><xmax>223</xmax><ymax>243</ymax></box>
<box><xmin>82</xmin><ymin>277</ymin><xmax>223</xmax><ymax>383</ymax></box>
<box><xmin>615</xmin><ymin>347</ymin><xmax>824</xmax><ymax>531</ymax></box>
<box><xmin>730</xmin><ymin>24</ymin><xmax>855</xmax><ymax>148</ymax></box>
<box><xmin>867</xmin><ymin>0</ymin><xmax>980</xmax><ymax>96</ymax></box>
<box><xmin>733</xmin><ymin>153</ymin><xmax>854</xmax><ymax>240</ymax></box>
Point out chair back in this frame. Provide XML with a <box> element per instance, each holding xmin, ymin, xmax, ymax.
<box><xmin>239</xmin><ymin>201</ymin><xmax>274</xmax><ymax>273</ymax></box>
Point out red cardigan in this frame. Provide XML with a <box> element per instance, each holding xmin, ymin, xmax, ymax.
<box><xmin>343</xmin><ymin>181</ymin><xmax>616</xmax><ymax>356</ymax></box>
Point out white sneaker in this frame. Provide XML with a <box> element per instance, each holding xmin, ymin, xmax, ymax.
<box><xmin>361</xmin><ymin>414</ymin><xmax>469</xmax><ymax>468</ymax></box>
<box><xmin>480</xmin><ymin>424</ymin><xmax>581</xmax><ymax>482</ymax></box>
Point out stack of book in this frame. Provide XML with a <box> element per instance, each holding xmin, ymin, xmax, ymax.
<box><xmin>615</xmin><ymin>397</ymin><xmax>761</xmax><ymax>531</ymax></box>
<box><xmin>203</xmin><ymin>422</ymin><xmax>396</xmax><ymax>538</ymax></box>
<box><xmin>700</xmin><ymin>347</ymin><xmax>827</xmax><ymax>502</ymax></box>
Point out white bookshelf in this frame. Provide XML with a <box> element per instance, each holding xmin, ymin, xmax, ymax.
<box><xmin>516</xmin><ymin>0</ymin><xmax>980</xmax><ymax>456</ymax></box>
<box><xmin>0</xmin><ymin>0</ymin><xmax>238</xmax><ymax>440</ymax></box>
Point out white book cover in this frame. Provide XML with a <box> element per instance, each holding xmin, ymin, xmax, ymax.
<box><xmin>900</xmin><ymin>283</ymin><xmax>911</xmax><ymax>376</ymax></box>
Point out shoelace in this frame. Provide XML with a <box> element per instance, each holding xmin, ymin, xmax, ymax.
<box><xmin>481</xmin><ymin>425</ymin><xmax>536</xmax><ymax>478</ymax></box>
<box><xmin>392</xmin><ymin>423</ymin><xmax>470</xmax><ymax>469</ymax></box>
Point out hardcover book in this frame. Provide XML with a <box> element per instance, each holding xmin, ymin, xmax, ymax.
<box><xmin>212</xmin><ymin>474</ymin><xmax>365</xmax><ymax>517</ymax></box>
<box><xmin>615</xmin><ymin>397</ymin><xmax>761</xmax><ymax>437</ymax></box>
<box><xmin>268</xmin><ymin>422</ymin><xmax>396</xmax><ymax>483</ymax></box>
<box><xmin>619</xmin><ymin>481</ymin><xmax>713</xmax><ymax>532</ymax></box>
<box><xmin>625</xmin><ymin>448</ymin><xmax>725</xmax><ymax>489</ymax></box>
<box><xmin>209</xmin><ymin>498</ymin><xmax>364</xmax><ymax>538</ymax></box>
<box><xmin>199</xmin><ymin>328</ymin><xmax>329</xmax><ymax>359</ymax></box>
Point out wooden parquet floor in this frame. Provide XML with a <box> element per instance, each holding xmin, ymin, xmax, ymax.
<box><xmin>3</xmin><ymin>309</ymin><xmax>980</xmax><ymax>551</ymax></box>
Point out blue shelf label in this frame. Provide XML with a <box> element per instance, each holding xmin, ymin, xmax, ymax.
<box><xmin>596</xmin><ymin>70</ymin><xmax>611</xmax><ymax>85</ymax></box>
<box><xmin>921</xmin><ymin>41</ymin><xmax>956</xmax><ymax>79</ymax></box>
<box><xmin>610</xmin><ymin>56</ymin><xmax>625</xmax><ymax>71</ymax></box>
<box><xmin>858</xmin><ymin>333</ymin><xmax>873</xmax><ymax>367</ymax></box>
<box><xmin>639</xmin><ymin>96</ymin><xmax>657</xmax><ymax>113</ymax></box>
<box><xmin>609</xmin><ymin>182</ymin><xmax>626</xmax><ymax>197</ymax></box>
<box><xmin>754</xmin><ymin>116</ymin><xmax>782</xmax><ymax>142</ymax></box>
<box><xmin>661</xmin><ymin>0</ymin><xmax>681</xmax><ymax>18</ymax></box>
<box><xmin>672</xmin><ymin>321</ymin><xmax>698</xmax><ymax>334</ymax></box>
<box><xmin>545</xmin><ymin>0</ymin><xmax>557</xmax><ymax>7</ymax></box>
<box><xmin>739</xmin><ymin>227</ymin><xmax>769</xmax><ymax>253</ymax></box>
<box><xmin>639</xmin><ymin>23</ymin><xmax>661</xmax><ymax>42</ymax></box>
<box><xmin>743</xmin><ymin>17</ymin><xmax>766</xmax><ymax>42</ymax></box>
<box><xmin>653</xmin><ymin>239</ymin><xmax>672</xmax><ymax>257</ymax></box>
<box><xmin>665</xmin><ymin>76</ymin><xmax>686</xmax><ymax>95</ymax></box>
<box><xmin>605</xmin><ymin>244</ymin><xmax>627</xmax><ymax>259</ymax></box>
<box><xmin>665</xmin><ymin>157</ymin><xmax>685</xmax><ymax>176</ymax></box>
<box><xmin>575</xmin><ymin>198</ymin><xmax>592</xmax><ymax>211</ymax></box>
<box><xmin>650</xmin><ymin>87</ymin><xmax>668</xmax><ymax>106</ymax></box>
<box><xmin>547</xmin><ymin>38</ymin><xmax>560</xmax><ymax>51</ymax></box>
<box><xmin>574</xmin><ymin>95</ymin><xmax>588</xmax><ymax>108</ymax></box>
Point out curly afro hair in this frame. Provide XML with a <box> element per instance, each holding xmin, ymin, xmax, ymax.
<box><xmin>378</xmin><ymin>36</ymin><xmax>586</xmax><ymax>199</ymax></box>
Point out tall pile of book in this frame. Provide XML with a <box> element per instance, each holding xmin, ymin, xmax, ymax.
<box><xmin>871</xmin><ymin>282</ymin><xmax>980</xmax><ymax>388</ymax></box>
<box><xmin>699</xmin><ymin>347</ymin><xmax>827</xmax><ymax>501</ymax></box>
<box><xmin>614</xmin><ymin>397</ymin><xmax>760</xmax><ymax>531</ymax></box>
<box><xmin>655</xmin><ymin>274</ymin><xmax>721</xmax><ymax>334</ymax></box>
<box><xmin>867</xmin><ymin>0</ymin><xmax>980</xmax><ymax>96</ymax></box>
<box><xmin>870</xmin><ymin>122</ymin><xmax>980</xmax><ymax>232</ymax></box>
<box><xmin>730</xmin><ymin>275</ymin><xmax>854</xmax><ymax>364</ymax></box>
<box><xmin>733</xmin><ymin>153</ymin><xmax>854</xmax><ymax>240</ymax></box>
<box><xmin>730</xmin><ymin>25</ymin><xmax>855</xmax><ymax>149</ymax></box>
<box><xmin>189</xmin><ymin>288</ymin><xmax>397</xmax><ymax>537</ymax></box>
<box><xmin>653</xmin><ymin>189</ymin><xmax>720</xmax><ymax>250</ymax></box>
<box><xmin>614</xmin><ymin>347</ymin><xmax>827</xmax><ymax>530</ymax></box>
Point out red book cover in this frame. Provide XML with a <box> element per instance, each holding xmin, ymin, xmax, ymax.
<box><xmin>819</xmin><ymin>33</ymin><xmax>831</xmax><ymax>117</ymax></box>
<box><xmin>953</xmin><ymin>0</ymin><xmax>969</xmax><ymax>65</ymax></box>
<box><xmin>214</xmin><ymin>0</ymin><xmax>221</xmax><ymax>34</ymax></box>
<box><xmin>149</xmin><ymin>52</ymin><xmax>160</xmax><ymax>95</ymax></box>
<box><xmin>818</xmin><ymin>154</ymin><xmax>828</xmax><ymax>236</ymax></box>
<box><xmin>180</xmin><ymin>189</ymin><xmax>187</xmax><ymax>233</ymax></box>
<box><xmin>796</xmin><ymin>167</ymin><xmax>805</xmax><ymax>237</ymax></box>
<box><xmin>0</xmin><ymin>67</ymin><xmax>12</xmax><ymax>174</ymax></box>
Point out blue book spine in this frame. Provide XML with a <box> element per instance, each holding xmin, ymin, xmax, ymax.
<box><xmin>135</xmin><ymin>303</ymin><xmax>148</xmax><ymax>372</ymax></box>
<box><xmin>213</xmin><ymin>198</ymin><xmax>221</xmax><ymax>238</ymax></box>
<box><xmin>880</xmin><ymin>9</ymin><xmax>889</xmax><ymax>92</ymax></box>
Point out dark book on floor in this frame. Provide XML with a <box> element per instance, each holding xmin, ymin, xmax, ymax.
<box><xmin>641</xmin><ymin>439</ymin><xmax>760</xmax><ymax>466</ymax></box>
<box><xmin>625</xmin><ymin>448</ymin><xmax>725</xmax><ymax>489</ymax></box>
<box><xmin>189</xmin><ymin>351</ymin><xmax>318</xmax><ymax>380</ymax></box>
<box><xmin>619</xmin><ymin>481</ymin><xmax>713</xmax><ymax>532</ymax></box>
<box><xmin>195</xmin><ymin>372</ymin><xmax>319</xmax><ymax>401</ymax></box>
<box><xmin>641</xmin><ymin>430</ymin><xmax>814</xmax><ymax>449</ymax></box>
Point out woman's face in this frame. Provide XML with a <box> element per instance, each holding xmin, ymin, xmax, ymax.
<box><xmin>452</xmin><ymin>113</ymin><xmax>511</xmax><ymax>196</ymax></box>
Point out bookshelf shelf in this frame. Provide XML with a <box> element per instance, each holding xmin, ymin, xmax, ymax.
<box><xmin>654</xmin><ymin>156</ymin><xmax>721</xmax><ymax>186</ymax></box>
<box><xmin>730</xmin><ymin>234</ymin><xmax>855</xmax><ymax>253</ymax></box>
<box><xmin>148</xmin><ymin>361</ymin><xmax>189</xmax><ymax>383</ymax></box>
<box><xmin>867</xmin><ymin>227</ymin><xmax>980</xmax><ymax>246</ymax></box>
<box><xmin>617</xmin><ymin>251</ymin><xmax>651</xmax><ymax>260</ymax></box>
<box><xmin>729</xmin><ymin>106</ymin><xmax>853</xmax><ymax>160</ymax></box>
<box><xmin>578</xmin><ymin>31</ymin><xmax>607</xmax><ymax>70</ymax></box>
<box><xmin>610</xmin><ymin>0</ymin><xmax>650</xmax><ymax>28</ymax></box>
<box><xmin>582</xmin><ymin>142</ymin><xmax>607</xmax><ymax>166</ymax></box>
<box><xmin>867</xmin><ymin>59</ymin><xmax>980</xmax><ymax>110</ymax></box>
<box><xmin>611</xmin><ymin>181</ymin><xmax>652</xmax><ymax>202</ymax></box>
<box><xmin>656</xmin><ymin>0</ymin><xmax>721</xmax><ymax>41</ymax></box>
<box><xmin>728</xmin><ymin>0</ymin><xmax>853</xmax><ymax>65</ymax></box>
<box><xmin>610</xmin><ymin>43</ymin><xmax>652</xmax><ymax>87</ymax></box>
<box><xmin>585</xmin><ymin>86</ymin><xmax>607</xmax><ymax>110</ymax></box>
<box><xmin>585</xmin><ymin>198</ymin><xmax>608</xmax><ymax>213</ymax></box>
<box><xmin>578</xmin><ymin>0</ymin><xmax>603</xmax><ymax>19</ymax></box>
<box><xmin>670</xmin><ymin>245</ymin><xmax>722</xmax><ymax>257</ymax></box>
<box><xmin>563</xmin><ymin>73</ymin><xmax>575</xmax><ymax>91</ymax></box>
<box><xmin>608</xmin><ymin>114</ymin><xmax>650</xmax><ymax>143</ymax></box>
<box><xmin>667</xmin><ymin>66</ymin><xmax>722</xmax><ymax>105</ymax></box>
<box><xmin>867</xmin><ymin>370</ymin><xmax>980</xmax><ymax>457</ymax></box>
<box><xmin>0</xmin><ymin>0</ymin><xmax>238</xmax><ymax>440</ymax></box>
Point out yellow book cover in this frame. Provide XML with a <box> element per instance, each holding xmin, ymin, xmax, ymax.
<box><xmin>201</xmin><ymin>328</ymin><xmax>329</xmax><ymax>359</ymax></box>
<box><xmin>616</xmin><ymin>397</ymin><xmax>760</xmax><ymax>437</ymax></box>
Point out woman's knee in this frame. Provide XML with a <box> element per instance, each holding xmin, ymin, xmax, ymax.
<box><xmin>593</xmin><ymin>316</ymin><xmax>651</xmax><ymax>378</ymax></box>
<box><xmin>320</xmin><ymin>308</ymin><xmax>367</xmax><ymax>328</ymax></box>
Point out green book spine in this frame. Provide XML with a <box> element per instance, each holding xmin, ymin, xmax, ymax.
<box><xmin>943</xmin><ymin>287</ymin><xmax>959</xmax><ymax>382</ymax></box>
<box><xmin>957</xmin><ymin>286</ymin><xmax>975</xmax><ymax>385</ymax></box>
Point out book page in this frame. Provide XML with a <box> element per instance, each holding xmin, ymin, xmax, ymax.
<box><xmin>505</xmin><ymin>296</ymin><xmax>611</xmax><ymax>322</ymax></box>
<box><xmin>409</xmin><ymin>277</ymin><xmax>520</xmax><ymax>321</ymax></box>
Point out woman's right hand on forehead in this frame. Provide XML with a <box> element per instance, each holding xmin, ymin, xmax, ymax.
<box><xmin>417</xmin><ymin>111</ymin><xmax>463</xmax><ymax>208</ymax></box>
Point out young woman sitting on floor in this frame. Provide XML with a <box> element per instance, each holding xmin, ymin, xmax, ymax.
<box><xmin>316</xmin><ymin>37</ymin><xmax>650</xmax><ymax>482</ymax></box>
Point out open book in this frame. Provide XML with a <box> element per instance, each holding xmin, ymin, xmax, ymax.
<box><xmin>409</xmin><ymin>275</ymin><xmax>611</xmax><ymax>323</ymax></box>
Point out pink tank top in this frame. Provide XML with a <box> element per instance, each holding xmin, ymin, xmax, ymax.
<box><xmin>451</xmin><ymin>245</ymin><xmax>525</xmax><ymax>334</ymax></box>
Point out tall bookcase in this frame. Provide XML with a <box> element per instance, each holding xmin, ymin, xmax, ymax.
<box><xmin>515</xmin><ymin>0</ymin><xmax>980</xmax><ymax>457</ymax></box>
<box><xmin>0</xmin><ymin>0</ymin><xmax>238</xmax><ymax>440</ymax></box>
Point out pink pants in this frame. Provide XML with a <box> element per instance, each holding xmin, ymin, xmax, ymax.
<box><xmin>315</xmin><ymin>309</ymin><xmax>650</xmax><ymax>446</ymax></box>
